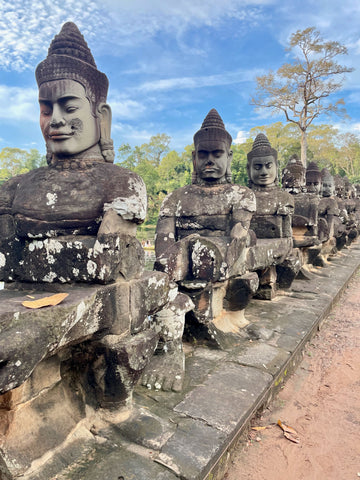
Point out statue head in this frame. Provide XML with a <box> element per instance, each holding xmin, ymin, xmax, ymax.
<box><xmin>305</xmin><ymin>162</ymin><xmax>321</xmax><ymax>195</ymax></box>
<box><xmin>320</xmin><ymin>168</ymin><xmax>335</xmax><ymax>197</ymax></box>
<box><xmin>281</xmin><ymin>154</ymin><xmax>305</xmax><ymax>193</ymax></box>
<box><xmin>247</xmin><ymin>133</ymin><xmax>278</xmax><ymax>189</ymax></box>
<box><xmin>343</xmin><ymin>176</ymin><xmax>355</xmax><ymax>199</ymax></box>
<box><xmin>192</xmin><ymin>109</ymin><xmax>233</xmax><ymax>185</ymax></box>
<box><xmin>35</xmin><ymin>22</ymin><xmax>114</xmax><ymax>165</ymax></box>
<box><xmin>333</xmin><ymin>174</ymin><xmax>345</xmax><ymax>198</ymax></box>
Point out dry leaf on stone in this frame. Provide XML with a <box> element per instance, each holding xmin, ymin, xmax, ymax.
<box><xmin>277</xmin><ymin>419</ymin><xmax>300</xmax><ymax>444</ymax></box>
<box><xmin>252</xmin><ymin>426</ymin><xmax>268</xmax><ymax>431</ymax></box>
<box><xmin>22</xmin><ymin>293</ymin><xmax>69</xmax><ymax>309</ymax></box>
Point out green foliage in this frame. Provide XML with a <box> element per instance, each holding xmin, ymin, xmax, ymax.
<box><xmin>116</xmin><ymin>135</ymin><xmax>192</xmax><ymax>224</ymax></box>
<box><xmin>230</xmin><ymin>144</ymin><xmax>248</xmax><ymax>186</ymax></box>
<box><xmin>0</xmin><ymin>147</ymin><xmax>46</xmax><ymax>184</ymax></box>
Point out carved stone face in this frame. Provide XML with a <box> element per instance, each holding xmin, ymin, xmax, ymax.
<box><xmin>249</xmin><ymin>155</ymin><xmax>277</xmax><ymax>187</ymax></box>
<box><xmin>282</xmin><ymin>170</ymin><xmax>305</xmax><ymax>191</ymax></box>
<box><xmin>322</xmin><ymin>178</ymin><xmax>335</xmax><ymax>197</ymax></box>
<box><xmin>39</xmin><ymin>79</ymin><xmax>100</xmax><ymax>158</ymax></box>
<box><xmin>306</xmin><ymin>180</ymin><xmax>321</xmax><ymax>195</ymax></box>
<box><xmin>193</xmin><ymin>140</ymin><xmax>231</xmax><ymax>182</ymax></box>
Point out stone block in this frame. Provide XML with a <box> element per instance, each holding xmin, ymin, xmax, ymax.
<box><xmin>0</xmin><ymin>382</ymin><xmax>86</xmax><ymax>478</ymax></box>
<box><xmin>129</xmin><ymin>271</ymin><xmax>170</xmax><ymax>333</ymax></box>
<box><xmin>174</xmin><ymin>363</ymin><xmax>272</xmax><ymax>434</ymax></box>
<box><xmin>0</xmin><ymin>234</ymin><xmax>144</xmax><ymax>284</ymax></box>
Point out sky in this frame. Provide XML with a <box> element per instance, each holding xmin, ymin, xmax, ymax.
<box><xmin>1</xmin><ymin>0</ymin><xmax>360</xmax><ymax>156</ymax></box>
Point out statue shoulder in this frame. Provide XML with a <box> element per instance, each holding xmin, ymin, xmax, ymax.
<box><xmin>100</xmin><ymin>164</ymin><xmax>147</xmax><ymax>223</ymax></box>
<box><xmin>159</xmin><ymin>186</ymin><xmax>192</xmax><ymax>217</ymax></box>
<box><xmin>230</xmin><ymin>184</ymin><xmax>256</xmax><ymax>212</ymax></box>
<box><xmin>0</xmin><ymin>174</ymin><xmax>27</xmax><ymax>214</ymax></box>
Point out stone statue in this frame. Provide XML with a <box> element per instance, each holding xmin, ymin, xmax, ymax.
<box><xmin>142</xmin><ymin>110</ymin><xmax>257</xmax><ymax>392</ymax></box>
<box><xmin>0</xmin><ymin>23</ymin><xmax>170</xmax><ymax>478</ymax></box>
<box><xmin>282</xmin><ymin>155</ymin><xmax>319</xmax><ymax>248</ymax></box>
<box><xmin>334</xmin><ymin>174</ymin><xmax>350</xmax><ymax>249</ymax></box>
<box><xmin>0</xmin><ymin>22</ymin><xmax>147</xmax><ymax>284</ymax></box>
<box><xmin>282</xmin><ymin>154</ymin><xmax>306</xmax><ymax>195</ymax></box>
<box><xmin>319</xmin><ymin>168</ymin><xmax>340</xmax><ymax>254</ymax></box>
<box><xmin>343</xmin><ymin>176</ymin><xmax>358</xmax><ymax>242</ymax></box>
<box><xmin>246</xmin><ymin>134</ymin><xmax>296</xmax><ymax>298</ymax></box>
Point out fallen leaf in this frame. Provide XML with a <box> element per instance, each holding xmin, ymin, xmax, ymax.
<box><xmin>252</xmin><ymin>426</ymin><xmax>268</xmax><ymax>431</ymax></box>
<box><xmin>22</xmin><ymin>293</ymin><xmax>69</xmax><ymax>309</ymax></box>
<box><xmin>277</xmin><ymin>419</ymin><xmax>300</xmax><ymax>444</ymax></box>
<box><xmin>26</xmin><ymin>295</ymin><xmax>35</xmax><ymax>299</ymax></box>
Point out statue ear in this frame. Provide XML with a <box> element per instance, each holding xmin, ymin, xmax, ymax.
<box><xmin>192</xmin><ymin>150</ymin><xmax>197</xmax><ymax>184</ymax></box>
<box><xmin>97</xmin><ymin>103</ymin><xmax>112</xmax><ymax>140</ymax></box>
<box><xmin>226</xmin><ymin>149</ymin><xmax>233</xmax><ymax>183</ymax></box>
<box><xmin>97</xmin><ymin>103</ymin><xmax>115</xmax><ymax>163</ymax></box>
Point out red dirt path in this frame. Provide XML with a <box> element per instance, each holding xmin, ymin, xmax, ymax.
<box><xmin>224</xmin><ymin>271</ymin><xmax>360</xmax><ymax>480</ymax></box>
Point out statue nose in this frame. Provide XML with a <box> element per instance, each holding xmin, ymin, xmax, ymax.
<box><xmin>50</xmin><ymin>105</ymin><xmax>66</xmax><ymax>128</ymax></box>
<box><xmin>50</xmin><ymin>117</ymin><xmax>66</xmax><ymax>128</ymax></box>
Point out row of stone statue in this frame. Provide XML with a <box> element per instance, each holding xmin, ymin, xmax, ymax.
<box><xmin>0</xmin><ymin>22</ymin><xmax>359</xmax><ymax>478</ymax></box>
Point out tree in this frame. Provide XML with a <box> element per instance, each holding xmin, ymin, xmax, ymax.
<box><xmin>116</xmin><ymin>134</ymin><xmax>190</xmax><ymax>224</ymax></box>
<box><xmin>0</xmin><ymin>147</ymin><xmax>46</xmax><ymax>184</ymax></box>
<box><xmin>251</xmin><ymin>27</ymin><xmax>354</xmax><ymax>166</ymax></box>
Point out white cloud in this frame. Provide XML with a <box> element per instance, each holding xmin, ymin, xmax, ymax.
<box><xmin>233</xmin><ymin>130</ymin><xmax>248</xmax><ymax>144</ymax></box>
<box><xmin>108</xmin><ymin>92</ymin><xmax>146</xmax><ymax>120</ymax></box>
<box><xmin>0</xmin><ymin>0</ymin><xmax>268</xmax><ymax>71</ymax></box>
<box><xmin>137</xmin><ymin>69</ymin><xmax>263</xmax><ymax>93</ymax></box>
<box><xmin>0</xmin><ymin>85</ymin><xmax>38</xmax><ymax>122</ymax></box>
<box><xmin>0</xmin><ymin>0</ymin><xmax>107</xmax><ymax>71</ymax></box>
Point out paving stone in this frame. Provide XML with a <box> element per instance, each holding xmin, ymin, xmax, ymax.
<box><xmin>230</xmin><ymin>342</ymin><xmax>290</xmax><ymax>376</ymax></box>
<box><xmin>159</xmin><ymin>417</ymin><xmax>227</xmax><ymax>480</ymax></box>
<box><xmin>174</xmin><ymin>362</ymin><xmax>272</xmax><ymax>434</ymax></box>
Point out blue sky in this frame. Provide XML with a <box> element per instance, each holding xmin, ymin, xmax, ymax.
<box><xmin>1</xmin><ymin>0</ymin><xmax>360</xmax><ymax>156</ymax></box>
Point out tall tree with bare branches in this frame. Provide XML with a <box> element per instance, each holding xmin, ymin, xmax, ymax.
<box><xmin>251</xmin><ymin>27</ymin><xmax>354</xmax><ymax>166</ymax></box>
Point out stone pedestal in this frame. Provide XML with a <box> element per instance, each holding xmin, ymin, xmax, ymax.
<box><xmin>0</xmin><ymin>272</ymin><xmax>169</xmax><ymax>479</ymax></box>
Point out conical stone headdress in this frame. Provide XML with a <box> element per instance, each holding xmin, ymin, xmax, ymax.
<box><xmin>193</xmin><ymin>109</ymin><xmax>232</xmax><ymax>148</ymax></box>
<box><xmin>282</xmin><ymin>154</ymin><xmax>305</xmax><ymax>187</ymax></box>
<box><xmin>247</xmin><ymin>133</ymin><xmax>278</xmax><ymax>162</ymax></box>
<box><xmin>306</xmin><ymin>161</ymin><xmax>321</xmax><ymax>183</ymax></box>
<box><xmin>321</xmin><ymin>168</ymin><xmax>333</xmax><ymax>183</ymax></box>
<box><xmin>35</xmin><ymin>22</ymin><xmax>108</xmax><ymax>105</ymax></box>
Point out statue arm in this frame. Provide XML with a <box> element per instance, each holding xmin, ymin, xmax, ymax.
<box><xmin>100</xmin><ymin>169</ymin><xmax>147</xmax><ymax>236</ymax></box>
<box><xmin>155</xmin><ymin>216</ymin><xmax>176</xmax><ymax>259</ymax></box>
<box><xmin>230</xmin><ymin>188</ymin><xmax>256</xmax><ymax>241</ymax></box>
<box><xmin>0</xmin><ymin>177</ymin><xmax>18</xmax><ymax>239</ymax></box>
<box><xmin>230</xmin><ymin>210</ymin><xmax>253</xmax><ymax>240</ymax></box>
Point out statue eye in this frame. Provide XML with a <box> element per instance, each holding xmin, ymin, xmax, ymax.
<box><xmin>66</xmin><ymin>106</ymin><xmax>78</xmax><ymax>113</ymax></box>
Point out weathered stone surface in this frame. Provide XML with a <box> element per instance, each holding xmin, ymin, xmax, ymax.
<box><xmin>55</xmin><ymin>445</ymin><xmax>178</xmax><ymax>480</ymax></box>
<box><xmin>174</xmin><ymin>363</ymin><xmax>272</xmax><ymax>434</ymax></box>
<box><xmin>0</xmin><ymin>233</ymin><xmax>144</xmax><ymax>284</ymax></box>
<box><xmin>230</xmin><ymin>342</ymin><xmax>290</xmax><ymax>376</ymax></box>
<box><xmin>0</xmin><ymin>381</ymin><xmax>87</xmax><ymax>477</ymax></box>
<box><xmin>114</xmin><ymin>407</ymin><xmax>175</xmax><ymax>449</ymax></box>
<box><xmin>0</xmin><ymin>284</ymin><xmax>117</xmax><ymax>393</ymax></box>
<box><xmin>92</xmin><ymin>330</ymin><xmax>159</xmax><ymax>408</ymax></box>
<box><xmin>129</xmin><ymin>271</ymin><xmax>170</xmax><ymax>333</ymax></box>
<box><xmin>246</xmin><ymin>237</ymin><xmax>293</xmax><ymax>271</ymax></box>
<box><xmin>159</xmin><ymin>417</ymin><xmax>227</xmax><ymax>480</ymax></box>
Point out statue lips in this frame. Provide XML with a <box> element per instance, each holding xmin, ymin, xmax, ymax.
<box><xmin>258</xmin><ymin>175</ymin><xmax>270</xmax><ymax>183</ymax></box>
<box><xmin>48</xmin><ymin>131</ymin><xmax>74</xmax><ymax>140</ymax></box>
